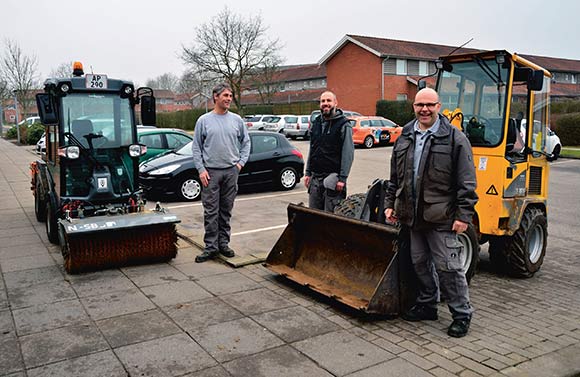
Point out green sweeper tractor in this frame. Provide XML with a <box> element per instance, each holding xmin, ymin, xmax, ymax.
<box><xmin>31</xmin><ymin>62</ymin><xmax>180</xmax><ymax>273</ymax></box>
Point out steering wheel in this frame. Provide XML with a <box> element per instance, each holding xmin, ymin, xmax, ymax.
<box><xmin>84</xmin><ymin>133</ymin><xmax>109</xmax><ymax>148</ymax></box>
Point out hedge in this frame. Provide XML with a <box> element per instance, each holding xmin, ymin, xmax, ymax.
<box><xmin>551</xmin><ymin>100</ymin><xmax>580</xmax><ymax>115</ymax></box>
<box><xmin>376</xmin><ymin>100</ymin><xmax>415</xmax><ymax>125</ymax></box>
<box><xmin>555</xmin><ymin>113</ymin><xmax>580</xmax><ymax>146</ymax></box>
<box><xmin>26</xmin><ymin>123</ymin><xmax>45</xmax><ymax>144</ymax></box>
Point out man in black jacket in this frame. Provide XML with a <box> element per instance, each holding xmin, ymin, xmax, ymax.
<box><xmin>305</xmin><ymin>91</ymin><xmax>354</xmax><ymax>212</ymax></box>
<box><xmin>384</xmin><ymin>88</ymin><xmax>478</xmax><ymax>338</ymax></box>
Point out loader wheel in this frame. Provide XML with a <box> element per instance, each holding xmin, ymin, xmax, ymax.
<box><xmin>334</xmin><ymin>193</ymin><xmax>368</xmax><ymax>220</ymax></box>
<box><xmin>176</xmin><ymin>174</ymin><xmax>202</xmax><ymax>201</ymax></box>
<box><xmin>45</xmin><ymin>202</ymin><xmax>59</xmax><ymax>245</ymax></box>
<box><xmin>457</xmin><ymin>224</ymin><xmax>479</xmax><ymax>283</ymax></box>
<box><xmin>34</xmin><ymin>179</ymin><xmax>47</xmax><ymax>222</ymax></box>
<box><xmin>279</xmin><ymin>167</ymin><xmax>297</xmax><ymax>190</ymax></box>
<box><xmin>363</xmin><ymin>136</ymin><xmax>374</xmax><ymax>149</ymax></box>
<box><xmin>504</xmin><ymin>207</ymin><xmax>547</xmax><ymax>278</ymax></box>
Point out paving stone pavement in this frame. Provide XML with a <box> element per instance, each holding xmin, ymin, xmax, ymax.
<box><xmin>1</xmin><ymin>138</ymin><xmax>580</xmax><ymax>377</ymax></box>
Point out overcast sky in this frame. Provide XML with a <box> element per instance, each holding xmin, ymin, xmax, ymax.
<box><xmin>2</xmin><ymin>0</ymin><xmax>579</xmax><ymax>87</ymax></box>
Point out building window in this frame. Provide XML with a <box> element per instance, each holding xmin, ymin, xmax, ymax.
<box><xmin>396</xmin><ymin>59</ymin><xmax>407</xmax><ymax>75</ymax></box>
<box><xmin>396</xmin><ymin>94</ymin><xmax>408</xmax><ymax>101</ymax></box>
<box><xmin>419</xmin><ymin>61</ymin><xmax>428</xmax><ymax>76</ymax></box>
<box><xmin>573</xmin><ymin>75</ymin><xmax>577</xmax><ymax>84</ymax></box>
<box><xmin>383</xmin><ymin>59</ymin><xmax>396</xmax><ymax>74</ymax></box>
<box><xmin>407</xmin><ymin>60</ymin><xmax>420</xmax><ymax>75</ymax></box>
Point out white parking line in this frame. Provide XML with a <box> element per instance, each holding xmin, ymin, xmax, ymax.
<box><xmin>166</xmin><ymin>190</ymin><xmax>307</xmax><ymax>210</ymax></box>
<box><xmin>232</xmin><ymin>224</ymin><xmax>287</xmax><ymax>236</ymax></box>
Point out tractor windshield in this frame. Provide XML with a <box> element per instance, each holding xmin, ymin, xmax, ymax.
<box><xmin>437</xmin><ymin>57</ymin><xmax>509</xmax><ymax>147</ymax></box>
<box><xmin>61</xmin><ymin>93</ymin><xmax>134</xmax><ymax>148</ymax></box>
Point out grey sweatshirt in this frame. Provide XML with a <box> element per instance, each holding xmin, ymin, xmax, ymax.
<box><xmin>191</xmin><ymin>111</ymin><xmax>251</xmax><ymax>173</ymax></box>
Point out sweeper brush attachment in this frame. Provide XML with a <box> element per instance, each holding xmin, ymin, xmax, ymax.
<box><xmin>265</xmin><ymin>204</ymin><xmax>416</xmax><ymax>316</ymax></box>
<box><xmin>59</xmin><ymin>212</ymin><xmax>180</xmax><ymax>274</ymax></box>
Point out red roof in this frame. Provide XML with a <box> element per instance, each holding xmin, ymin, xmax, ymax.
<box><xmin>520</xmin><ymin>54</ymin><xmax>580</xmax><ymax>73</ymax></box>
<box><xmin>273</xmin><ymin>64</ymin><xmax>326</xmax><ymax>82</ymax></box>
<box><xmin>241</xmin><ymin>88</ymin><xmax>324</xmax><ymax>105</ymax></box>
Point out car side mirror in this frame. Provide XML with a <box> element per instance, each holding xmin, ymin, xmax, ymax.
<box><xmin>35</xmin><ymin>93</ymin><xmax>59</xmax><ymax>125</ymax></box>
<box><xmin>140</xmin><ymin>95</ymin><xmax>156</xmax><ymax>126</ymax></box>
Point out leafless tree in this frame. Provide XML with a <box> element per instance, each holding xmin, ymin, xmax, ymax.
<box><xmin>145</xmin><ymin>72</ymin><xmax>179</xmax><ymax>92</ymax></box>
<box><xmin>50</xmin><ymin>61</ymin><xmax>74</xmax><ymax>78</ymax></box>
<box><xmin>0</xmin><ymin>39</ymin><xmax>39</xmax><ymax>119</ymax></box>
<box><xmin>249</xmin><ymin>56</ymin><xmax>283</xmax><ymax>105</ymax></box>
<box><xmin>181</xmin><ymin>7</ymin><xmax>282</xmax><ymax>109</ymax></box>
<box><xmin>177</xmin><ymin>68</ymin><xmax>219</xmax><ymax>95</ymax></box>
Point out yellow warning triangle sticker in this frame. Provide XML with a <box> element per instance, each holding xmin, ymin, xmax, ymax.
<box><xmin>486</xmin><ymin>185</ymin><xmax>498</xmax><ymax>195</ymax></box>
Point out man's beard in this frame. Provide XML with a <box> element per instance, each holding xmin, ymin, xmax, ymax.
<box><xmin>322</xmin><ymin>106</ymin><xmax>335</xmax><ymax>117</ymax></box>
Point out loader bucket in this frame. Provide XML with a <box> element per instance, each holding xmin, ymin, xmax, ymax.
<box><xmin>58</xmin><ymin>211</ymin><xmax>180</xmax><ymax>274</ymax></box>
<box><xmin>265</xmin><ymin>204</ymin><xmax>416</xmax><ymax>315</ymax></box>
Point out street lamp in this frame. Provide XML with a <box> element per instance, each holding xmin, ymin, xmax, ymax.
<box><xmin>13</xmin><ymin>90</ymin><xmax>21</xmax><ymax>144</ymax></box>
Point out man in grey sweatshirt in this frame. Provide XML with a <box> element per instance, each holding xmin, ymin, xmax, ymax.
<box><xmin>192</xmin><ymin>83</ymin><xmax>251</xmax><ymax>263</ymax></box>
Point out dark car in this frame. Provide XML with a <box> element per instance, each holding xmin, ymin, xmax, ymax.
<box><xmin>139</xmin><ymin>131</ymin><xmax>304</xmax><ymax>201</ymax></box>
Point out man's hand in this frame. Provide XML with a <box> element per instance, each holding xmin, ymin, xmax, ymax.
<box><xmin>335</xmin><ymin>181</ymin><xmax>345</xmax><ymax>192</ymax></box>
<box><xmin>304</xmin><ymin>176</ymin><xmax>311</xmax><ymax>188</ymax></box>
<box><xmin>199</xmin><ymin>170</ymin><xmax>210</xmax><ymax>187</ymax></box>
<box><xmin>452</xmin><ymin>220</ymin><xmax>468</xmax><ymax>234</ymax></box>
<box><xmin>385</xmin><ymin>208</ymin><xmax>398</xmax><ymax>223</ymax></box>
<box><xmin>236</xmin><ymin>163</ymin><xmax>242</xmax><ymax>171</ymax></box>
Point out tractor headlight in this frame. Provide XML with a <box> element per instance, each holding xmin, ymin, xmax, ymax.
<box><xmin>129</xmin><ymin>144</ymin><xmax>142</xmax><ymax>157</ymax></box>
<box><xmin>58</xmin><ymin>146</ymin><xmax>80</xmax><ymax>159</ymax></box>
<box><xmin>149</xmin><ymin>164</ymin><xmax>180</xmax><ymax>176</ymax></box>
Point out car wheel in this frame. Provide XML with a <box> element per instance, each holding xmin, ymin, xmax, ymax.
<box><xmin>363</xmin><ymin>136</ymin><xmax>374</xmax><ymax>149</ymax></box>
<box><xmin>278</xmin><ymin>167</ymin><xmax>297</xmax><ymax>190</ymax></box>
<box><xmin>176</xmin><ymin>174</ymin><xmax>202</xmax><ymax>201</ymax></box>
<box><xmin>551</xmin><ymin>144</ymin><xmax>561</xmax><ymax>161</ymax></box>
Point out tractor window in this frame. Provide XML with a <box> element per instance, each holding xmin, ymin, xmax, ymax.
<box><xmin>531</xmin><ymin>77</ymin><xmax>550</xmax><ymax>153</ymax></box>
<box><xmin>61</xmin><ymin>93</ymin><xmax>134</xmax><ymax>148</ymax></box>
<box><xmin>437</xmin><ymin>58</ymin><xmax>509</xmax><ymax>147</ymax></box>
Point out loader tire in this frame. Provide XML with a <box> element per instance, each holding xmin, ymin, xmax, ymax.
<box><xmin>504</xmin><ymin>207</ymin><xmax>547</xmax><ymax>278</ymax></box>
<box><xmin>334</xmin><ymin>193</ymin><xmax>366</xmax><ymax>219</ymax></box>
<box><xmin>46</xmin><ymin>202</ymin><xmax>59</xmax><ymax>245</ymax></box>
<box><xmin>457</xmin><ymin>223</ymin><xmax>479</xmax><ymax>283</ymax></box>
<box><xmin>34</xmin><ymin>179</ymin><xmax>47</xmax><ymax>222</ymax></box>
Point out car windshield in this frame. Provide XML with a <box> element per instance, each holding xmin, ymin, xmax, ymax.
<box><xmin>284</xmin><ymin>116</ymin><xmax>298</xmax><ymax>123</ymax></box>
<box><xmin>61</xmin><ymin>93</ymin><xmax>134</xmax><ymax>147</ymax></box>
<box><xmin>176</xmin><ymin>141</ymin><xmax>194</xmax><ymax>155</ymax></box>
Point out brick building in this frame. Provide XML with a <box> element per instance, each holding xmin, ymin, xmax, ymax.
<box><xmin>319</xmin><ymin>35</ymin><xmax>580</xmax><ymax>115</ymax></box>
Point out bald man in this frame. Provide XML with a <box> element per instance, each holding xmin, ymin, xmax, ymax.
<box><xmin>384</xmin><ymin>88</ymin><xmax>478</xmax><ymax>338</ymax></box>
<box><xmin>305</xmin><ymin>91</ymin><xmax>354</xmax><ymax>212</ymax></box>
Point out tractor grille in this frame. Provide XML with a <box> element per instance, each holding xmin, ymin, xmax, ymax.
<box><xmin>529</xmin><ymin>166</ymin><xmax>542</xmax><ymax>195</ymax></box>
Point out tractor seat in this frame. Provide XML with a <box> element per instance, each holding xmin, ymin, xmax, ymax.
<box><xmin>71</xmin><ymin>119</ymin><xmax>94</xmax><ymax>148</ymax></box>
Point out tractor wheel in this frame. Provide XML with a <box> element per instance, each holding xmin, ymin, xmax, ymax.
<box><xmin>457</xmin><ymin>223</ymin><xmax>480</xmax><ymax>283</ymax></box>
<box><xmin>45</xmin><ymin>201</ymin><xmax>59</xmax><ymax>244</ymax></box>
<box><xmin>278</xmin><ymin>167</ymin><xmax>297</xmax><ymax>190</ymax></box>
<box><xmin>34</xmin><ymin>179</ymin><xmax>47</xmax><ymax>222</ymax></box>
<box><xmin>176</xmin><ymin>174</ymin><xmax>202</xmax><ymax>201</ymax></box>
<box><xmin>503</xmin><ymin>207</ymin><xmax>547</xmax><ymax>278</ymax></box>
<box><xmin>334</xmin><ymin>193</ymin><xmax>369</xmax><ymax>220</ymax></box>
<box><xmin>363</xmin><ymin>136</ymin><xmax>374</xmax><ymax>149</ymax></box>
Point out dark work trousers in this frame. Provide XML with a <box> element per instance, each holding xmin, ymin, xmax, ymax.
<box><xmin>308</xmin><ymin>175</ymin><xmax>346</xmax><ymax>212</ymax></box>
<box><xmin>409</xmin><ymin>227</ymin><xmax>473</xmax><ymax>320</ymax></box>
<box><xmin>201</xmin><ymin>166</ymin><xmax>239</xmax><ymax>253</ymax></box>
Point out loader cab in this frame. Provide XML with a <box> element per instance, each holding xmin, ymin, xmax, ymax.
<box><xmin>436</xmin><ymin>50</ymin><xmax>551</xmax><ymax>238</ymax></box>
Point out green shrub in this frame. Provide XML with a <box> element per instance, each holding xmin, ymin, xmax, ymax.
<box><xmin>156</xmin><ymin>109</ymin><xmax>208</xmax><ymax>130</ymax></box>
<box><xmin>551</xmin><ymin>100</ymin><xmax>580</xmax><ymax>114</ymax></box>
<box><xmin>26</xmin><ymin>123</ymin><xmax>45</xmax><ymax>145</ymax></box>
<box><xmin>555</xmin><ymin>113</ymin><xmax>580</xmax><ymax>146</ymax></box>
<box><xmin>376</xmin><ymin>100</ymin><xmax>415</xmax><ymax>125</ymax></box>
<box><xmin>5</xmin><ymin>126</ymin><xmax>17</xmax><ymax>139</ymax></box>
<box><xmin>4</xmin><ymin>124</ymin><xmax>29</xmax><ymax>141</ymax></box>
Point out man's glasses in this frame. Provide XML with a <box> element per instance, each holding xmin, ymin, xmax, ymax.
<box><xmin>413</xmin><ymin>102</ymin><xmax>439</xmax><ymax>109</ymax></box>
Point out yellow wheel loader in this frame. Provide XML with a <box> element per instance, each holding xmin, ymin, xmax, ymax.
<box><xmin>265</xmin><ymin>50</ymin><xmax>552</xmax><ymax>315</ymax></box>
<box><xmin>31</xmin><ymin>62</ymin><xmax>180</xmax><ymax>273</ymax></box>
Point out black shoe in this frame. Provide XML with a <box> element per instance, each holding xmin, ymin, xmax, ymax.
<box><xmin>401</xmin><ymin>304</ymin><xmax>438</xmax><ymax>322</ymax></box>
<box><xmin>448</xmin><ymin>318</ymin><xmax>471</xmax><ymax>338</ymax></box>
<box><xmin>195</xmin><ymin>251</ymin><xmax>217</xmax><ymax>263</ymax></box>
<box><xmin>219</xmin><ymin>246</ymin><xmax>235</xmax><ymax>258</ymax></box>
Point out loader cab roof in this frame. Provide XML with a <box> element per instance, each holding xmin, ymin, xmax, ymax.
<box><xmin>43</xmin><ymin>76</ymin><xmax>134</xmax><ymax>94</ymax></box>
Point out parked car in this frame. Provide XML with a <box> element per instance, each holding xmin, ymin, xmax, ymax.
<box><xmin>139</xmin><ymin>131</ymin><xmax>305</xmax><ymax>201</ymax></box>
<box><xmin>137</xmin><ymin>127</ymin><xmax>193</xmax><ymax>163</ymax></box>
<box><xmin>36</xmin><ymin>132</ymin><xmax>46</xmax><ymax>153</ymax></box>
<box><xmin>284</xmin><ymin>115</ymin><xmax>311</xmax><ymax>139</ymax></box>
<box><xmin>244</xmin><ymin>114</ymin><xmax>275</xmax><ymax>130</ymax></box>
<box><xmin>263</xmin><ymin>115</ymin><xmax>299</xmax><ymax>133</ymax></box>
<box><xmin>18</xmin><ymin>116</ymin><xmax>41</xmax><ymax>127</ymax></box>
<box><xmin>309</xmin><ymin>109</ymin><xmax>362</xmax><ymax>124</ymax></box>
<box><xmin>519</xmin><ymin>120</ymin><xmax>562</xmax><ymax>161</ymax></box>
<box><xmin>348</xmin><ymin>116</ymin><xmax>401</xmax><ymax>148</ymax></box>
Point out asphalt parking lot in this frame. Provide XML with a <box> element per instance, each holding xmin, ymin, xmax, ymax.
<box><xmin>1</xmin><ymin>137</ymin><xmax>580</xmax><ymax>376</ymax></box>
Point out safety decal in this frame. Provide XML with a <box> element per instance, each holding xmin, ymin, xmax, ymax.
<box><xmin>486</xmin><ymin>185</ymin><xmax>498</xmax><ymax>195</ymax></box>
<box><xmin>478</xmin><ymin>157</ymin><xmax>488</xmax><ymax>171</ymax></box>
